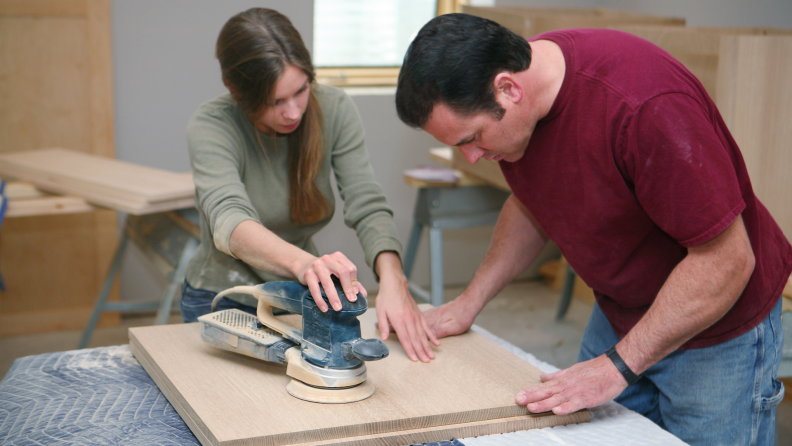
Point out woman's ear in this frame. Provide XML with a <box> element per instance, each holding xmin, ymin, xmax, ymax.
<box><xmin>223</xmin><ymin>78</ymin><xmax>242</xmax><ymax>101</ymax></box>
<box><xmin>493</xmin><ymin>72</ymin><xmax>523</xmax><ymax>105</ymax></box>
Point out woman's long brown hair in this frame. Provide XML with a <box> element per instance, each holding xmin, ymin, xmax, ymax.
<box><xmin>216</xmin><ymin>8</ymin><xmax>328</xmax><ymax>225</ymax></box>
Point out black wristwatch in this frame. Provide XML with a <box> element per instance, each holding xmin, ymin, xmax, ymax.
<box><xmin>605</xmin><ymin>345</ymin><xmax>642</xmax><ymax>385</ymax></box>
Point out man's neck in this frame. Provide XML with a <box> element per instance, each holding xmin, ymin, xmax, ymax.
<box><xmin>523</xmin><ymin>39</ymin><xmax>566</xmax><ymax>121</ymax></box>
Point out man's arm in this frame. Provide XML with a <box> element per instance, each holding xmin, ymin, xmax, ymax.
<box><xmin>517</xmin><ymin>214</ymin><xmax>755</xmax><ymax>414</ymax></box>
<box><xmin>423</xmin><ymin>195</ymin><xmax>548</xmax><ymax>337</ymax></box>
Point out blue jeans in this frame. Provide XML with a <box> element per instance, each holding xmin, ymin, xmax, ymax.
<box><xmin>179</xmin><ymin>280</ymin><xmax>257</xmax><ymax>323</ymax></box>
<box><xmin>580</xmin><ymin>298</ymin><xmax>784</xmax><ymax>446</ymax></box>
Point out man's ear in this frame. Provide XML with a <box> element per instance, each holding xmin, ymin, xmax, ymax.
<box><xmin>493</xmin><ymin>72</ymin><xmax>523</xmax><ymax>105</ymax></box>
<box><xmin>223</xmin><ymin>78</ymin><xmax>242</xmax><ymax>101</ymax></box>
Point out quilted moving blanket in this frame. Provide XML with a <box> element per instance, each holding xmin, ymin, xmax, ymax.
<box><xmin>0</xmin><ymin>345</ymin><xmax>199</xmax><ymax>445</ymax></box>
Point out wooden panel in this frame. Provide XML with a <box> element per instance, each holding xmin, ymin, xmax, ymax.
<box><xmin>129</xmin><ymin>307</ymin><xmax>589</xmax><ymax>446</ymax></box>
<box><xmin>0</xmin><ymin>0</ymin><xmax>88</xmax><ymax>17</ymax></box>
<box><xmin>716</xmin><ymin>35</ymin><xmax>792</xmax><ymax>240</ymax></box>
<box><xmin>0</xmin><ymin>306</ymin><xmax>117</xmax><ymax>337</ymax></box>
<box><xmin>0</xmin><ymin>0</ymin><xmax>118</xmax><ymax>336</ymax></box>
<box><xmin>461</xmin><ymin>6</ymin><xmax>685</xmax><ymax>39</ymax></box>
<box><xmin>0</xmin><ymin>16</ymin><xmax>90</xmax><ymax>152</ymax></box>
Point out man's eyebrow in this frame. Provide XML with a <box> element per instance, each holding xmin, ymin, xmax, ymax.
<box><xmin>454</xmin><ymin>134</ymin><xmax>475</xmax><ymax>147</ymax></box>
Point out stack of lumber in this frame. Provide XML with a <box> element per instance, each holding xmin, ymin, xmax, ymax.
<box><xmin>0</xmin><ymin>148</ymin><xmax>195</xmax><ymax>215</ymax></box>
<box><xmin>3</xmin><ymin>181</ymin><xmax>96</xmax><ymax>218</ymax></box>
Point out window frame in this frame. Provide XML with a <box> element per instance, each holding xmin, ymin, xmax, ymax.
<box><xmin>314</xmin><ymin>0</ymin><xmax>468</xmax><ymax>87</ymax></box>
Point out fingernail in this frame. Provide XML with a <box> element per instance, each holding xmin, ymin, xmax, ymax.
<box><xmin>516</xmin><ymin>394</ymin><xmax>526</xmax><ymax>405</ymax></box>
<box><xmin>333</xmin><ymin>303</ymin><xmax>342</xmax><ymax>311</ymax></box>
<box><xmin>347</xmin><ymin>292</ymin><xmax>357</xmax><ymax>302</ymax></box>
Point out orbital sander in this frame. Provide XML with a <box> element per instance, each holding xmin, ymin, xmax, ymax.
<box><xmin>197</xmin><ymin>279</ymin><xmax>389</xmax><ymax>403</ymax></box>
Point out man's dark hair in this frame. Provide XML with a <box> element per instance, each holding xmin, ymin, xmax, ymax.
<box><xmin>395</xmin><ymin>13</ymin><xmax>532</xmax><ymax>128</ymax></box>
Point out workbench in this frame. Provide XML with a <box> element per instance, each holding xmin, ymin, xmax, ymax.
<box><xmin>0</xmin><ymin>325</ymin><xmax>688</xmax><ymax>446</ymax></box>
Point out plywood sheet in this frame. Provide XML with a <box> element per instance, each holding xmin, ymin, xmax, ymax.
<box><xmin>716</xmin><ymin>34</ymin><xmax>792</xmax><ymax>241</ymax></box>
<box><xmin>0</xmin><ymin>0</ymin><xmax>119</xmax><ymax>335</ymax></box>
<box><xmin>129</xmin><ymin>308</ymin><xmax>588</xmax><ymax>446</ymax></box>
<box><xmin>0</xmin><ymin>148</ymin><xmax>195</xmax><ymax>214</ymax></box>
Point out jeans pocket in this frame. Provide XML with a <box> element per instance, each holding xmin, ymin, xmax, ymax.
<box><xmin>180</xmin><ymin>282</ymin><xmax>216</xmax><ymax>323</ymax></box>
<box><xmin>760</xmin><ymin>378</ymin><xmax>785</xmax><ymax>411</ymax></box>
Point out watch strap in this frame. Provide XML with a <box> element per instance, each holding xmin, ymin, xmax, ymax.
<box><xmin>605</xmin><ymin>345</ymin><xmax>642</xmax><ymax>385</ymax></box>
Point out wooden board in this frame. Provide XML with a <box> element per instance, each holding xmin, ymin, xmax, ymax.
<box><xmin>0</xmin><ymin>148</ymin><xmax>195</xmax><ymax>214</ymax></box>
<box><xmin>716</xmin><ymin>34</ymin><xmax>792</xmax><ymax>241</ymax></box>
<box><xmin>0</xmin><ymin>0</ymin><xmax>120</xmax><ymax>335</ymax></box>
<box><xmin>129</xmin><ymin>308</ymin><xmax>589</xmax><ymax>446</ymax></box>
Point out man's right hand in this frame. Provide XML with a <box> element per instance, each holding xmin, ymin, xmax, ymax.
<box><xmin>422</xmin><ymin>296</ymin><xmax>481</xmax><ymax>338</ymax></box>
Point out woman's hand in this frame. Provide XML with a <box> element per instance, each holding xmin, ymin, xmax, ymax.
<box><xmin>374</xmin><ymin>255</ymin><xmax>440</xmax><ymax>362</ymax></box>
<box><xmin>297</xmin><ymin>251</ymin><xmax>366</xmax><ymax>312</ymax></box>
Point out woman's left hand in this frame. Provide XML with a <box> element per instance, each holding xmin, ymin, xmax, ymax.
<box><xmin>374</xmin><ymin>252</ymin><xmax>440</xmax><ymax>362</ymax></box>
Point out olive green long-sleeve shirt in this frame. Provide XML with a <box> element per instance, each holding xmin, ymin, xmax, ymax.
<box><xmin>185</xmin><ymin>83</ymin><xmax>401</xmax><ymax>306</ymax></box>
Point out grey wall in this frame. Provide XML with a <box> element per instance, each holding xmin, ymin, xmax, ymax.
<box><xmin>111</xmin><ymin>0</ymin><xmax>791</xmax><ymax>302</ymax></box>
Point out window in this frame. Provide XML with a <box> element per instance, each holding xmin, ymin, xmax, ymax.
<box><xmin>314</xmin><ymin>0</ymin><xmax>472</xmax><ymax>87</ymax></box>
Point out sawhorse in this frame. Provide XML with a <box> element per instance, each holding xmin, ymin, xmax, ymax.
<box><xmin>78</xmin><ymin>208</ymin><xmax>200</xmax><ymax>348</ymax></box>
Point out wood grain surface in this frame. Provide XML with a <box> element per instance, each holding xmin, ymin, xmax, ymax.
<box><xmin>129</xmin><ymin>307</ymin><xmax>588</xmax><ymax>446</ymax></box>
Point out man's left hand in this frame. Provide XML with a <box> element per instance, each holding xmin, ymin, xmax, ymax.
<box><xmin>515</xmin><ymin>355</ymin><xmax>627</xmax><ymax>415</ymax></box>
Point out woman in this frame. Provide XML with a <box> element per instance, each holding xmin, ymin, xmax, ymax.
<box><xmin>181</xmin><ymin>8</ymin><xmax>437</xmax><ymax>362</ymax></box>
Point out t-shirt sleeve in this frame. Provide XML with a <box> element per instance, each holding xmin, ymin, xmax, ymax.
<box><xmin>621</xmin><ymin>92</ymin><xmax>745</xmax><ymax>247</ymax></box>
<box><xmin>186</xmin><ymin>108</ymin><xmax>260</xmax><ymax>257</ymax></box>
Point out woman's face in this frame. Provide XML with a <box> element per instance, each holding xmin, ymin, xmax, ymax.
<box><xmin>252</xmin><ymin>64</ymin><xmax>310</xmax><ymax>135</ymax></box>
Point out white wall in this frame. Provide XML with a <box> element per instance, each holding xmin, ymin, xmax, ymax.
<box><xmin>111</xmin><ymin>0</ymin><xmax>792</xmax><ymax>303</ymax></box>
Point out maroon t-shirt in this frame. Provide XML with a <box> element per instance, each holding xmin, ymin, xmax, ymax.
<box><xmin>500</xmin><ymin>29</ymin><xmax>792</xmax><ymax>349</ymax></box>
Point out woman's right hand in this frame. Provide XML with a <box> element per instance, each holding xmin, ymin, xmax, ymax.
<box><xmin>297</xmin><ymin>251</ymin><xmax>366</xmax><ymax>312</ymax></box>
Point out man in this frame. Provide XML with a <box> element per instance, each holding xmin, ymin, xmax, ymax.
<box><xmin>394</xmin><ymin>13</ymin><xmax>790</xmax><ymax>445</ymax></box>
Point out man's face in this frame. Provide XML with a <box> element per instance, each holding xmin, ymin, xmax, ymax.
<box><xmin>422</xmin><ymin>102</ymin><xmax>533</xmax><ymax>164</ymax></box>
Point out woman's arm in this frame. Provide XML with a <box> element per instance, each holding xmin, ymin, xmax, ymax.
<box><xmin>323</xmin><ymin>87</ymin><xmax>437</xmax><ymax>361</ymax></box>
<box><xmin>374</xmin><ymin>251</ymin><xmax>440</xmax><ymax>362</ymax></box>
<box><xmin>229</xmin><ymin>220</ymin><xmax>364</xmax><ymax>311</ymax></box>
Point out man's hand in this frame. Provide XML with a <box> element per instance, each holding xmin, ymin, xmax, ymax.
<box><xmin>515</xmin><ymin>354</ymin><xmax>627</xmax><ymax>415</ymax></box>
<box><xmin>422</xmin><ymin>296</ymin><xmax>480</xmax><ymax>339</ymax></box>
<box><xmin>374</xmin><ymin>252</ymin><xmax>439</xmax><ymax>362</ymax></box>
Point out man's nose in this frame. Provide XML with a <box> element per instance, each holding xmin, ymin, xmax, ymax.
<box><xmin>459</xmin><ymin>145</ymin><xmax>485</xmax><ymax>164</ymax></box>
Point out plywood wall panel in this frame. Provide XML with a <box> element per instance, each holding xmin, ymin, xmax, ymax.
<box><xmin>0</xmin><ymin>0</ymin><xmax>118</xmax><ymax>336</ymax></box>
<box><xmin>716</xmin><ymin>35</ymin><xmax>792</xmax><ymax>240</ymax></box>
<box><xmin>0</xmin><ymin>17</ymin><xmax>91</xmax><ymax>153</ymax></box>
